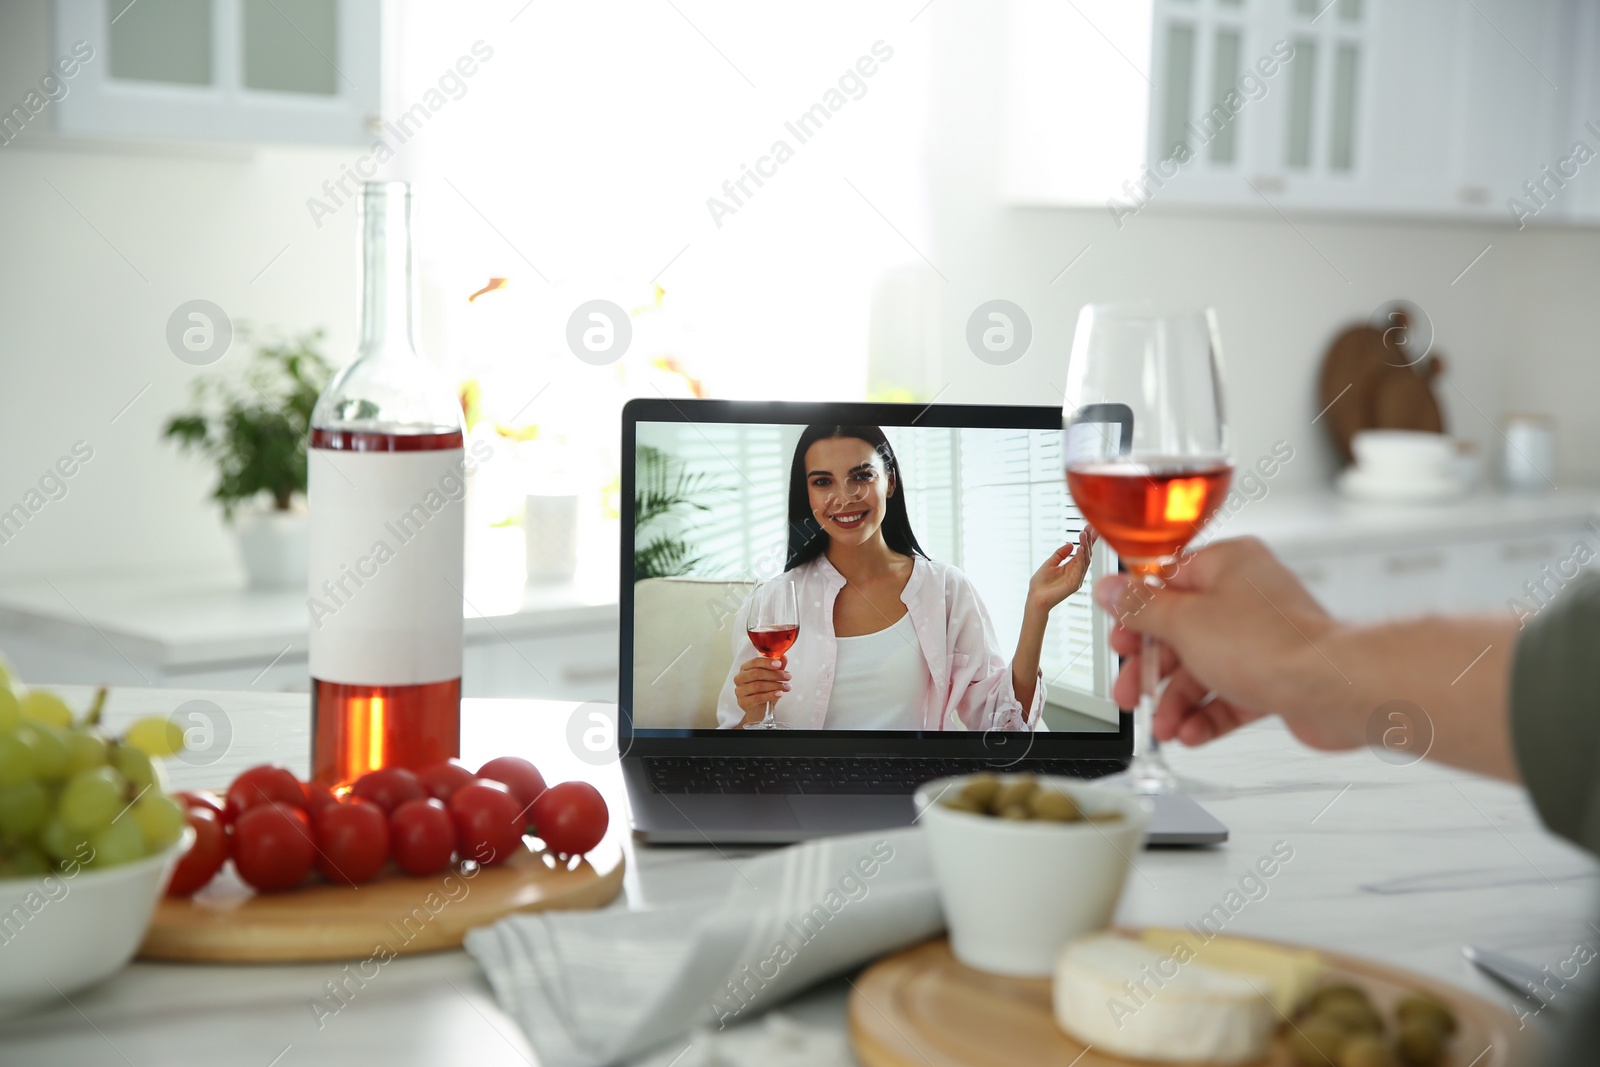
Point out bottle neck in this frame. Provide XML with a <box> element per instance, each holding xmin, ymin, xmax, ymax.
<box><xmin>359</xmin><ymin>189</ymin><xmax>416</xmax><ymax>357</ymax></box>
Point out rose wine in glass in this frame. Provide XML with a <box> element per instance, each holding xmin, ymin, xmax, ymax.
<box><xmin>1063</xmin><ymin>304</ymin><xmax>1232</xmax><ymax>795</ymax></box>
<box><xmin>308</xmin><ymin>182</ymin><xmax>468</xmax><ymax>786</ymax></box>
<box><xmin>744</xmin><ymin>580</ymin><xmax>799</xmax><ymax>731</ymax></box>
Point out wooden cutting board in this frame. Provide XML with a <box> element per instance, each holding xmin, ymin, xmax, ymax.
<box><xmin>849</xmin><ymin>936</ymin><xmax>1539</xmax><ymax>1067</ymax></box>
<box><xmin>139</xmin><ymin>846</ymin><xmax>624</xmax><ymax>963</ymax></box>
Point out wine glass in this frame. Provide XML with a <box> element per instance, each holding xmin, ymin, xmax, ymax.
<box><xmin>1062</xmin><ymin>304</ymin><xmax>1232</xmax><ymax>795</ymax></box>
<box><xmin>743</xmin><ymin>579</ymin><xmax>799</xmax><ymax>731</ymax></box>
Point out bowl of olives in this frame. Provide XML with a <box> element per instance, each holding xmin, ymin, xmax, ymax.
<box><xmin>915</xmin><ymin>774</ymin><xmax>1151</xmax><ymax>978</ymax></box>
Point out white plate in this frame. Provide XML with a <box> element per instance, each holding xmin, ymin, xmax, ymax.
<box><xmin>1337</xmin><ymin>467</ymin><xmax>1469</xmax><ymax>503</ymax></box>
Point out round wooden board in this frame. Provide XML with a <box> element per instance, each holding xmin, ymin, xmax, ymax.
<box><xmin>139</xmin><ymin>846</ymin><xmax>624</xmax><ymax>963</ymax></box>
<box><xmin>848</xmin><ymin>935</ymin><xmax>1540</xmax><ymax>1067</ymax></box>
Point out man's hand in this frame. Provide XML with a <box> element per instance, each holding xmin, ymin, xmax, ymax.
<box><xmin>1094</xmin><ymin>537</ymin><xmax>1363</xmax><ymax>753</ymax></box>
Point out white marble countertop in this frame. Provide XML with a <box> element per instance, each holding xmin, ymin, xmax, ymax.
<box><xmin>0</xmin><ymin>572</ymin><xmax>618</xmax><ymax>672</ymax></box>
<box><xmin>0</xmin><ymin>686</ymin><xmax>1592</xmax><ymax>1066</ymax></box>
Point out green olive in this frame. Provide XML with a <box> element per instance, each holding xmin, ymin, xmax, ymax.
<box><xmin>1290</xmin><ymin>1019</ymin><xmax>1349</xmax><ymax>1066</ymax></box>
<box><xmin>1029</xmin><ymin>790</ymin><xmax>1081</xmax><ymax>822</ymax></box>
<box><xmin>940</xmin><ymin>794</ymin><xmax>984</xmax><ymax>814</ymax></box>
<box><xmin>1318</xmin><ymin>1000</ymin><xmax>1385</xmax><ymax>1034</ymax></box>
<box><xmin>1310</xmin><ymin>984</ymin><xmax>1374</xmax><ymax>1013</ymax></box>
<box><xmin>958</xmin><ymin>775</ymin><xmax>1000</xmax><ymax>808</ymax></box>
<box><xmin>1395</xmin><ymin>1020</ymin><xmax>1446</xmax><ymax>1066</ymax></box>
<box><xmin>1336</xmin><ymin>1033</ymin><xmax>1393</xmax><ymax>1067</ymax></box>
<box><xmin>1396</xmin><ymin>995</ymin><xmax>1456</xmax><ymax>1037</ymax></box>
<box><xmin>992</xmin><ymin>776</ymin><xmax>1039</xmax><ymax>812</ymax></box>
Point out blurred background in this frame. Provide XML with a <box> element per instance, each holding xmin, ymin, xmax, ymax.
<box><xmin>0</xmin><ymin>0</ymin><xmax>1595</xmax><ymax>700</ymax></box>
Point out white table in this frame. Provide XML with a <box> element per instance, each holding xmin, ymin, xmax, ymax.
<box><xmin>0</xmin><ymin>687</ymin><xmax>1593</xmax><ymax>1066</ymax></box>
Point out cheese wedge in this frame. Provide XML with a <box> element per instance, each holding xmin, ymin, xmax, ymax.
<box><xmin>1053</xmin><ymin>934</ymin><xmax>1276</xmax><ymax>1065</ymax></box>
<box><xmin>1139</xmin><ymin>928</ymin><xmax>1324</xmax><ymax>1015</ymax></box>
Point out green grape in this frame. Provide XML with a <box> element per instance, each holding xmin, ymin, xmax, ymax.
<box><xmin>59</xmin><ymin>767</ymin><xmax>125</xmax><ymax>833</ymax></box>
<box><xmin>124</xmin><ymin>716</ymin><xmax>184</xmax><ymax>758</ymax></box>
<box><xmin>18</xmin><ymin>689</ymin><xmax>74</xmax><ymax>729</ymax></box>
<box><xmin>64</xmin><ymin>729</ymin><xmax>108</xmax><ymax>773</ymax></box>
<box><xmin>38</xmin><ymin>816</ymin><xmax>88</xmax><ymax>863</ymax></box>
<box><xmin>0</xmin><ymin>844</ymin><xmax>50</xmax><ymax>878</ymax></box>
<box><xmin>0</xmin><ymin>779</ymin><xmax>49</xmax><ymax>837</ymax></box>
<box><xmin>90</xmin><ymin>817</ymin><xmax>144</xmax><ymax>868</ymax></box>
<box><xmin>110</xmin><ymin>743</ymin><xmax>162</xmax><ymax>792</ymax></box>
<box><xmin>131</xmin><ymin>792</ymin><xmax>185</xmax><ymax>851</ymax></box>
<box><xmin>20</xmin><ymin>723</ymin><xmax>70</xmax><ymax>781</ymax></box>
<box><xmin>0</xmin><ymin>686</ymin><xmax>20</xmax><ymax>732</ymax></box>
<box><xmin>0</xmin><ymin>731</ymin><xmax>32</xmax><ymax>788</ymax></box>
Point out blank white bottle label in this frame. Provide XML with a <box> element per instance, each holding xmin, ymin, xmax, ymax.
<box><xmin>307</xmin><ymin>447</ymin><xmax>465</xmax><ymax>685</ymax></box>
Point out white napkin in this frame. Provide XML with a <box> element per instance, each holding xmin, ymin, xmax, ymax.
<box><xmin>464</xmin><ymin>827</ymin><xmax>942</xmax><ymax>1067</ymax></box>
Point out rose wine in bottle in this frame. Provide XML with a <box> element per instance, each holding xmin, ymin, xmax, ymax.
<box><xmin>307</xmin><ymin>182</ymin><xmax>466</xmax><ymax>787</ymax></box>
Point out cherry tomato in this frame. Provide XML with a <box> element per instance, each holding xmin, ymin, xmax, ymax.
<box><xmin>531</xmin><ymin>782</ymin><xmax>608</xmax><ymax>857</ymax></box>
<box><xmin>351</xmin><ymin>767</ymin><xmax>425</xmax><ymax>814</ymax></box>
<box><xmin>165</xmin><ymin>807</ymin><xmax>228</xmax><ymax>897</ymax></box>
<box><xmin>389</xmin><ymin>797</ymin><xmax>456</xmax><ymax>875</ymax></box>
<box><xmin>448</xmin><ymin>780</ymin><xmax>523</xmax><ymax>866</ymax></box>
<box><xmin>313</xmin><ymin>797</ymin><xmax>389</xmax><ymax>886</ymax></box>
<box><xmin>476</xmin><ymin>756</ymin><xmax>546</xmax><ymax>814</ymax></box>
<box><xmin>176</xmin><ymin>790</ymin><xmax>225</xmax><ymax>819</ymax></box>
<box><xmin>232</xmin><ymin>802</ymin><xmax>316</xmax><ymax>892</ymax></box>
<box><xmin>224</xmin><ymin>765</ymin><xmax>305</xmax><ymax>825</ymax></box>
<box><xmin>416</xmin><ymin>759</ymin><xmax>478</xmax><ymax>803</ymax></box>
<box><xmin>301</xmin><ymin>779</ymin><xmax>340</xmax><ymax>816</ymax></box>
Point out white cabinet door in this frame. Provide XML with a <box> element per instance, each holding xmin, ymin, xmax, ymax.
<box><xmin>54</xmin><ymin>0</ymin><xmax>381</xmax><ymax>147</ymax></box>
<box><xmin>1445</xmin><ymin>0</ymin><xmax>1567</xmax><ymax>221</ymax></box>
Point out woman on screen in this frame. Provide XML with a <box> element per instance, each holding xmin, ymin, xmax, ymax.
<box><xmin>716</xmin><ymin>424</ymin><xmax>1094</xmax><ymax>731</ymax></box>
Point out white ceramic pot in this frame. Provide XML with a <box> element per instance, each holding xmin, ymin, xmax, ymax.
<box><xmin>916</xmin><ymin>777</ymin><xmax>1152</xmax><ymax>977</ymax></box>
<box><xmin>525</xmin><ymin>494</ymin><xmax>579</xmax><ymax>582</ymax></box>
<box><xmin>234</xmin><ymin>508</ymin><xmax>309</xmax><ymax>590</ymax></box>
<box><xmin>0</xmin><ymin>834</ymin><xmax>188</xmax><ymax>1017</ymax></box>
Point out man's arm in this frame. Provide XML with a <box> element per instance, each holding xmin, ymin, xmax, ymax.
<box><xmin>1093</xmin><ymin>537</ymin><xmax>1521</xmax><ymax>782</ymax></box>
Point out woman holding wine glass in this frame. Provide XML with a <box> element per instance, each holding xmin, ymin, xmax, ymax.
<box><xmin>718</xmin><ymin>424</ymin><xmax>1094</xmax><ymax>731</ymax></box>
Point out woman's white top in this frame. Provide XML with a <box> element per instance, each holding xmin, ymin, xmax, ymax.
<box><xmin>716</xmin><ymin>555</ymin><xmax>1045</xmax><ymax>731</ymax></box>
<box><xmin>824</xmin><ymin>614</ymin><xmax>930</xmax><ymax>730</ymax></box>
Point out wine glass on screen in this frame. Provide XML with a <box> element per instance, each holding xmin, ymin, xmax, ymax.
<box><xmin>1062</xmin><ymin>304</ymin><xmax>1232</xmax><ymax>796</ymax></box>
<box><xmin>743</xmin><ymin>579</ymin><xmax>799</xmax><ymax>731</ymax></box>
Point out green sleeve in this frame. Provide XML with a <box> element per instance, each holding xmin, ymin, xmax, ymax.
<box><xmin>1511</xmin><ymin>572</ymin><xmax>1600</xmax><ymax>855</ymax></box>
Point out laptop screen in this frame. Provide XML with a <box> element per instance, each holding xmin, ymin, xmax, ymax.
<box><xmin>620</xmin><ymin>400</ymin><xmax>1125</xmax><ymax>753</ymax></box>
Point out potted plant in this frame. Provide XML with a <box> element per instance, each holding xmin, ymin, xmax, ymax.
<box><xmin>162</xmin><ymin>331</ymin><xmax>332</xmax><ymax>589</ymax></box>
<box><xmin>633</xmin><ymin>445</ymin><xmax>724</xmax><ymax>579</ymax></box>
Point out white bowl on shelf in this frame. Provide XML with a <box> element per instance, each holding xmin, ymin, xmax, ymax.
<box><xmin>0</xmin><ymin>833</ymin><xmax>189</xmax><ymax>1017</ymax></box>
<box><xmin>1350</xmin><ymin>429</ymin><xmax>1455</xmax><ymax>479</ymax></box>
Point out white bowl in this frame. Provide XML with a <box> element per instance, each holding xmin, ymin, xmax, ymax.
<box><xmin>1350</xmin><ymin>430</ymin><xmax>1455</xmax><ymax>477</ymax></box>
<box><xmin>0</xmin><ymin>833</ymin><xmax>189</xmax><ymax>1016</ymax></box>
<box><xmin>916</xmin><ymin>777</ymin><xmax>1151</xmax><ymax>977</ymax></box>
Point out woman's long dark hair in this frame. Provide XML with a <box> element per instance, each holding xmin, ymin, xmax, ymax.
<box><xmin>784</xmin><ymin>424</ymin><xmax>927</xmax><ymax>571</ymax></box>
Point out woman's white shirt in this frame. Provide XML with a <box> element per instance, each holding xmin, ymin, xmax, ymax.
<box><xmin>715</xmin><ymin>555</ymin><xmax>1045</xmax><ymax>731</ymax></box>
<box><xmin>825</xmin><ymin>614</ymin><xmax>929</xmax><ymax>730</ymax></box>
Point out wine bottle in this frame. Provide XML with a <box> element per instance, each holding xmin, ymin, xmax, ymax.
<box><xmin>307</xmin><ymin>181</ymin><xmax>466</xmax><ymax>786</ymax></box>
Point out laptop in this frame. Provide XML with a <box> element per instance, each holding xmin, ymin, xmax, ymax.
<box><xmin>617</xmin><ymin>398</ymin><xmax>1227</xmax><ymax>847</ymax></box>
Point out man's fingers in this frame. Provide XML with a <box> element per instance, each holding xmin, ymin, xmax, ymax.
<box><xmin>1151</xmin><ymin>668</ymin><xmax>1209</xmax><ymax>741</ymax></box>
<box><xmin>1173</xmin><ymin>699</ymin><xmax>1259</xmax><ymax>747</ymax></box>
<box><xmin>1108</xmin><ymin>640</ymin><xmax>1181</xmax><ymax>709</ymax></box>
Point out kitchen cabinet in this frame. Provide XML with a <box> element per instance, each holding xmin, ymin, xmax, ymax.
<box><xmin>53</xmin><ymin>0</ymin><xmax>381</xmax><ymax>146</ymax></box>
<box><xmin>1241</xmin><ymin>490</ymin><xmax>1600</xmax><ymax>623</ymax></box>
<box><xmin>1003</xmin><ymin>0</ymin><xmax>1597</xmax><ymax>225</ymax></box>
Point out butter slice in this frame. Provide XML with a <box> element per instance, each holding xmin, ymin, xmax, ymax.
<box><xmin>1053</xmin><ymin>934</ymin><xmax>1276</xmax><ymax>1065</ymax></box>
<box><xmin>1139</xmin><ymin>928</ymin><xmax>1324</xmax><ymax>1015</ymax></box>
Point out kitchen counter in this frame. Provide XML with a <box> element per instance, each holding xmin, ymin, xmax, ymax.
<box><xmin>0</xmin><ymin>686</ymin><xmax>1591</xmax><ymax>1066</ymax></box>
<box><xmin>0</xmin><ymin>572</ymin><xmax>619</xmax><ymax>696</ymax></box>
